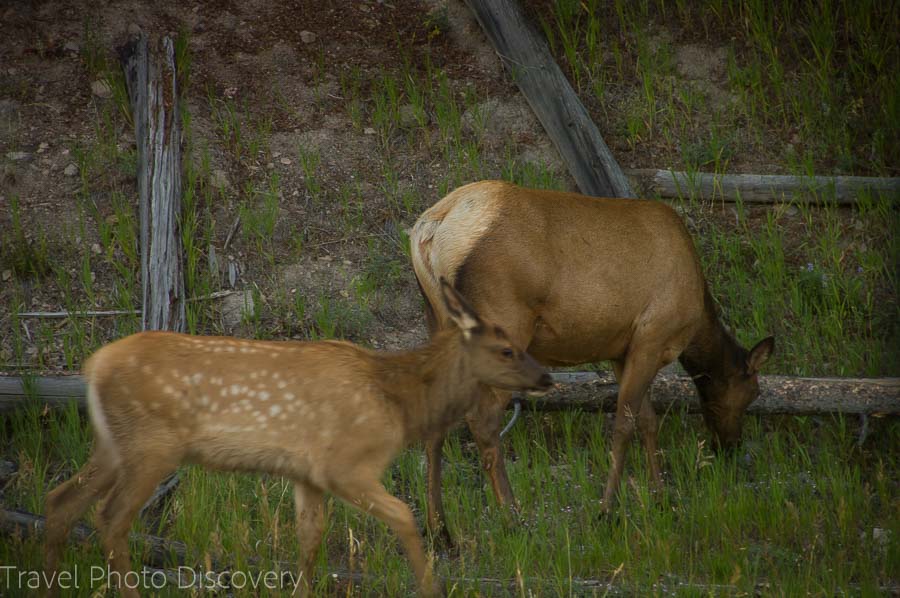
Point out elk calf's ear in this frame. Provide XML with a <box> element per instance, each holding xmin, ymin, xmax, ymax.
<box><xmin>746</xmin><ymin>336</ymin><xmax>775</xmax><ymax>375</ymax></box>
<box><xmin>439</xmin><ymin>277</ymin><xmax>482</xmax><ymax>339</ymax></box>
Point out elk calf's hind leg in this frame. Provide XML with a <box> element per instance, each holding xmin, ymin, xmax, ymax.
<box><xmin>44</xmin><ymin>450</ymin><xmax>117</xmax><ymax>595</ymax></box>
<box><xmin>334</xmin><ymin>480</ymin><xmax>441</xmax><ymax>597</ymax></box>
<box><xmin>96</xmin><ymin>456</ymin><xmax>178</xmax><ymax>598</ymax></box>
<box><xmin>293</xmin><ymin>481</ymin><xmax>325</xmax><ymax>598</ymax></box>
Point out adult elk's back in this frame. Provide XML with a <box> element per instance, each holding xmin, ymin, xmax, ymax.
<box><xmin>411</xmin><ymin>180</ymin><xmax>774</xmax><ymax>544</ymax></box>
<box><xmin>43</xmin><ymin>280</ymin><xmax>551</xmax><ymax>598</ymax></box>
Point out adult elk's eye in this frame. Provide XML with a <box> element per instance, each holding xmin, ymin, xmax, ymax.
<box><xmin>501</xmin><ymin>348</ymin><xmax>514</xmax><ymax>359</ymax></box>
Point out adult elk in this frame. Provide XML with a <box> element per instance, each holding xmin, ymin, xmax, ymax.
<box><xmin>43</xmin><ymin>280</ymin><xmax>552</xmax><ymax>598</ymax></box>
<box><xmin>411</xmin><ymin>180</ymin><xmax>774</xmax><ymax>545</ymax></box>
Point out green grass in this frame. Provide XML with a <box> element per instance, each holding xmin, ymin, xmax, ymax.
<box><xmin>680</xmin><ymin>190</ymin><xmax>899</xmax><ymax>376</ymax></box>
<box><xmin>2</xmin><ymin>401</ymin><xmax>896</xmax><ymax>595</ymax></box>
<box><xmin>541</xmin><ymin>0</ymin><xmax>900</xmax><ymax>175</ymax></box>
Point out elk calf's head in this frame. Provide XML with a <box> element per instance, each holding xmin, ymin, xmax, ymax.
<box><xmin>440</xmin><ymin>277</ymin><xmax>552</xmax><ymax>393</ymax></box>
<box><xmin>698</xmin><ymin>336</ymin><xmax>775</xmax><ymax>450</ymax></box>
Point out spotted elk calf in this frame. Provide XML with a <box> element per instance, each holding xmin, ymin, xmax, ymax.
<box><xmin>43</xmin><ymin>279</ymin><xmax>552</xmax><ymax>597</ymax></box>
<box><xmin>411</xmin><ymin>180</ymin><xmax>774</xmax><ymax>545</ymax></box>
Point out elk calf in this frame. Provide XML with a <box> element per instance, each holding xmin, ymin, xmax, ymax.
<box><xmin>43</xmin><ymin>279</ymin><xmax>551</xmax><ymax>598</ymax></box>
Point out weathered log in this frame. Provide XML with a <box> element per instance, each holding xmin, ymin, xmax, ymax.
<box><xmin>464</xmin><ymin>0</ymin><xmax>633</xmax><ymax>198</ymax></box>
<box><xmin>15</xmin><ymin>310</ymin><xmax>140</xmax><ymax>318</ymax></box>
<box><xmin>120</xmin><ymin>32</ymin><xmax>186</xmax><ymax>332</ymax></box>
<box><xmin>1</xmin><ymin>509</ymin><xmax>190</xmax><ymax>569</ymax></box>
<box><xmin>1</xmin><ymin>373</ymin><xmax>897</xmax><ymax>415</ymax></box>
<box><xmin>528</xmin><ymin>372</ymin><xmax>900</xmax><ymax>415</ymax></box>
<box><xmin>627</xmin><ymin>169</ymin><xmax>900</xmax><ymax>205</ymax></box>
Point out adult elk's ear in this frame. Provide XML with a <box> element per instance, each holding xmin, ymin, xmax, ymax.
<box><xmin>439</xmin><ymin>277</ymin><xmax>482</xmax><ymax>340</ymax></box>
<box><xmin>746</xmin><ymin>336</ymin><xmax>775</xmax><ymax>375</ymax></box>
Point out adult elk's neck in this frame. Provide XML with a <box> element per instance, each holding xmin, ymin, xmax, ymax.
<box><xmin>372</xmin><ymin>330</ymin><xmax>479</xmax><ymax>442</ymax></box>
<box><xmin>678</xmin><ymin>286</ymin><xmax>746</xmax><ymax>393</ymax></box>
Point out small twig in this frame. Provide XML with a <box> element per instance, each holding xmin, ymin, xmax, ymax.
<box><xmin>309</xmin><ymin>233</ymin><xmax>382</xmax><ymax>249</ymax></box>
<box><xmin>186</xmin><ymin>290</ymin><xmax>240</xmax><ymax>302</ymax></box>
<box><xmin>16</xmin><ymin>310</ymin><xmax>141</xmax><ymax>318</ymax></box>
<box><xmin>223</xmin><ymin>215</ymin><xmax>242</xmax><ymax>252</ymax></box>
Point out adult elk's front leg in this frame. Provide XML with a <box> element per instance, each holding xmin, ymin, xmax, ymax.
<box><xmin>610</xmin><ymin>360</ymin><xmax>664</xmax><ymax>495</ymax></box>
<box><xmin>602</xmin><ymin>353</ymin><xmax>660</xmax><ymax>513</ymax></box>
<box><xmin>425</xmin><ymin>434</ymin><xmax>455</xmax><ymax>549</ymax></box>
<box><xmin>465</xmin><ymin>385</ymin><xmax>517</xmax><ymax>509</ymax></box>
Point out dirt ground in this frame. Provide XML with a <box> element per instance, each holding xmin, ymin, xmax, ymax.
<box><xmin>0</xmin><ymin>0</ymin><xmax>889</xmax><ymax>369</ymax></box>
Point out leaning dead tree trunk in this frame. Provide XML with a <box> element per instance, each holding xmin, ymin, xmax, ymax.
<box><xmin>120</xmin><ymin>32</ymin><xmax>185</xmax><ymax>332</ymax></box>
<box><xmin>627</xmin><ymin>169</ymin><xmax>900</xmax><ymax>205</ymax></box>
<box><xmin>2</xmin><ymin>373</ymin><xmax>897</xmax><ymax>415</ymax></box>
<box><xmin>464</xmin><ymin>0</ymin><xmax>633</xmax><ymax>198</ymax></box>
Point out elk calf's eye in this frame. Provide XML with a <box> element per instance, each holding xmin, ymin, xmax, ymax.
<box><xmin>501</xmin><ymin>348</ymin><xmax>514</xmax><ymax>358</ymax></box>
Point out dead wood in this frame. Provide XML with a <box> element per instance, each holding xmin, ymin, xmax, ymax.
<box><xmin>1</xmin><ymin>373</ymin><xmax>896</xmax><ymax>415</ymax></box>
<box><xmin>464</xmin><ymin>0</ymin><xmax>633</xmax><ymax>198</ymax></box>
<box><xmin>627</xmin><ymin>169</ymin><xmax>900</xmax><ymax>204</ymax></box>
<box><xmin>120</xmin><ymin>32</ymin><xmax>186</xmax><ymax>332</ymax></box>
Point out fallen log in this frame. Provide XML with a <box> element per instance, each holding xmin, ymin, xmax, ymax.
<box><xmin>1</xmin><ymin>373</ymin><xmax>897</xmax><ymax>415</ymax></box>
<box><xmin>464</xmin><ymin>0</ymin><xmax>633</xmax><ymax>198</ymax></box>
<box><xmin>1</xmin><ymin>509</ymin><xmax>190</xmax><ymax>569</ymax></box>
<box><xmin>528</xmin><ymin>372</ymin><xmax>900</xmax><ymax>415</ymax></box>
<box><xmin>626</xmin><ymin>169</ymin><xmax>900</xmax><ymax>205</ymax></box>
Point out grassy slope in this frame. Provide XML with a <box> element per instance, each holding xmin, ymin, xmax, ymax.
<box><xmin>1</xmin><ymin>1</ymin><xmax>898</xmax><ymax>595</ymax></box>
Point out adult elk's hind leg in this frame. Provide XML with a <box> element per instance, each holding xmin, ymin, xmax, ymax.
<box><xmin>465</xmin><ymin>385</ymin><xmax>517</xmax><ymax>509</ymax></box>
<box><xmin>293</xmin><ymin>481</ymin><xmax>325</xmax><ymax>598</ymax></box>
<box><xmin>602</xmin><ymin>353</ymin><xmax>660</xmax><ymax>513</ymax></box>
<box><xmin>44</xmin><ymin>448</ymin><xmax>118</xmax><ymax>597</ymax></box>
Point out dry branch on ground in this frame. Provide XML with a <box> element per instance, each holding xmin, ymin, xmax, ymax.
<box><xmin>1</xmin><ymin>372</ymin><xmax>897</xmax><ymax>415</ymax></box>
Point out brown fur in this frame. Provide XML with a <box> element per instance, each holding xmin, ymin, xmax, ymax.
<box><xmin>43</xmin><ymin>281</ymin><xmax>551</xmax><ymax>598</ymax></box>
<box><xmin>410</xmin><ymin>181</ymin><xmax>774</xmax><ymax>543</ymax></box>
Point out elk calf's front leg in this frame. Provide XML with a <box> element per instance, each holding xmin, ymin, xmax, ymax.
<box><xmin>293</xmin><ymin>481</ymin><xmax>325</xmax><ymax>598</ymax></box>
<box><xmin>467</xmin><ymin>387</ymin><xmax>517</xmax><ymax>509</ymax></box>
